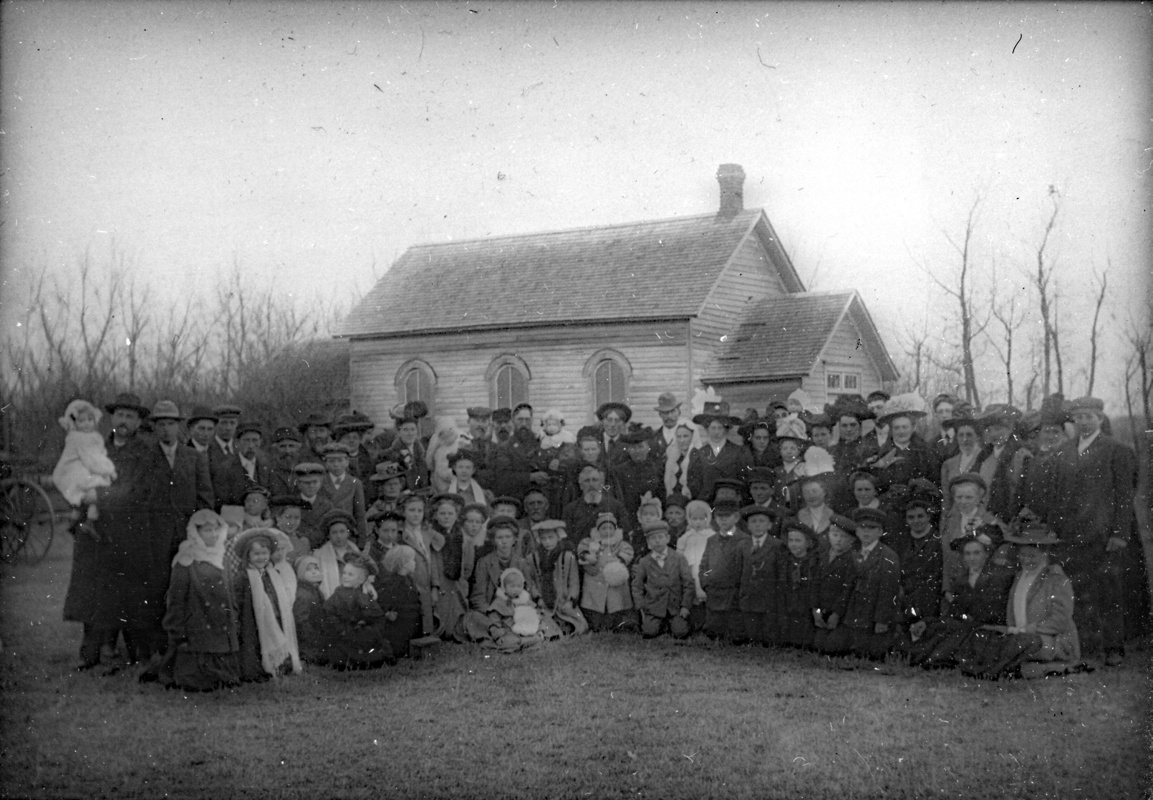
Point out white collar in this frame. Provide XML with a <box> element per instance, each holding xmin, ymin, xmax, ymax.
<box><xmin>859</xmin><ymin>541</ymin><xmax>879</xmax><ymax>558</ymax></box>
<box><xmin>1078</xmin><ymin>431</ymin><xmax>1101</xmax><ymax>452</ymax></box>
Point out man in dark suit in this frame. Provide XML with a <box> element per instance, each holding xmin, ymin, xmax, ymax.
<box><xmin>142</xmin><ymin>400</ymin><xmax>215</xmax><ymax>657</ymax></box>
<box><xmin>206</xmin><ymin>403</ymin><xmax>241</xmax><ymax>480</ymax></box>
<box><xmin>185</xmin><ymin>405</ymin><xmax>217</xmax><ymax>456</ymax></box>
<box><xmin>561</xmin><ymin>464</ymin><xmax>627</xmax><ymax>543</ymax></box>
<box><xmin>597</xmin><ymin>402</ymin><xmax>632</xmax><ymax>466</ymax></box>
<box><xmin>1049</xmin><ymin>396</ymin><xmax>1138</xmax><ymax>666</ymax></box>
<box><xmin>212</xmin><ymin>422</ymin><xmax>273</xmax><ymax>508</ymax></box>
<box><xmin>649</xmin><ymin>392</ymin><xmax>683</xmax><ymax>465</ymax></box>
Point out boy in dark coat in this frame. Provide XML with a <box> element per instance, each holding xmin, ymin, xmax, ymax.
<box><xmin>813</xmin><ymin>515</ymin><xmax>859</xmax><ymax>655</ymax></box>
<box><xmin>630</xmin><ymin>521</ymin><xmax>694</xmax><ymax>639</ymax></box>
<box><xmin>738</xmin><ymin>506</ymin><xmax>784</xmax><ymax>645</ymax></box>
<box><xmin>843</xmin><ymin>507</ymin><xmax>902</xmax><ymax>660</ymax></box>
<box><xmin>698</xmin><ymin>500</ymin><xmax>749</xmax><ymax>640</ymax></box>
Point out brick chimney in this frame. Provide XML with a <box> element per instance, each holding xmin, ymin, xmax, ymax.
<box><xmin>716</xmin><ymin>163</ymin><xmax>745</xmax><ymax>219</ymax></box>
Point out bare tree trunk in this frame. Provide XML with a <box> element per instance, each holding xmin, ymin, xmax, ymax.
<box><xmin>1087</xmin><ymin>265</ymin><xmax>1109</xmax><ymax>395</ymax></box>
<box><xmin>1033</xmin><ymin>189</ymin><xmax>1061</xmax><ymax>397</ymax></box>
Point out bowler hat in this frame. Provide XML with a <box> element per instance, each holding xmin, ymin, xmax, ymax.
<box><xmin>149</xmin><ymin>400</ymin><xmax>184</xmax><ymax>421</ymax></box>
<box><xmin>104</xmin><ymin>392</ymin><xmax>150</xmax><ymax>418</ymax></box>
<box><xmin>596</xmin><ymin>402</ymin><xmax>633</xmax><ymax>423</ymax></box>
<box><xmin>654</xmin><ymin>393</ymin><xmax>682</xmax><ymax>413</ymax></box>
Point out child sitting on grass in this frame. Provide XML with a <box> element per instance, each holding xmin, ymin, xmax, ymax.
<box><xmin>318</xmin><ymin>554</ymin><xmax>396</xmax><ymax>670</ymax></box>
<box><xmin>378</xmin><ymin>545</ymin><xmax>425</xmax><ymax>658</ymax></box>
<box><xmin>676</xmin><ymin>500</ymin><xmax>716</xmax><ymax>634</ymax></box>
<box><xmin>233</xmin><ymin>528</ymin><xmax>301</xmax><ymax>681</ymax></box>
<box><xmin>52</xmin><ymin>399</ymin><xmax>117</xmax><ymax>540</ymax></box>
<box><xmin>578</xmin><ymin>512</ymin><xmax>636</xmax><ymax>633</ymax></box>
<box><xmin>470</xmin><ymin>567</ymin><xmax>557</xmax><ymax>653</ymax></box>
<box><xmin>631</xmin><ymin>521</ymin><xmax>693</xmax><ymax>639</ymax></box>
<box><xmin>293</xmin><ymin>555</ymin><xmax>325</xmax><ymax>664</ymax></box>
<box><xmin>530</xmin><ymin>519</ymin><xmax>586</xmax><ymax>635</ymax></box>
<box><xmin>144</xmin><ymin>509</ymin><xmax>240</xmax><ymax>691</ymax></box>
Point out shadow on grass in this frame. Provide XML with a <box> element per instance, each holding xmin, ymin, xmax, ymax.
<box><xmin>2</xmin><ymin>535</ymin><xmax>1151</xmax><ymax>799</ymax></box>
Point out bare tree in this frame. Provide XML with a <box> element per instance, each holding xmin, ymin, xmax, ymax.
<box><xmin>1030</xmin><ymin>187</ymin><xmax>1064</xmax><ymax>396</ymax></box>
<box><xmin>913</xmin><ymin>196</ymin><xmax>989</xmax><ymax>406</ymax></box>
<box><xmin>1085</xmin><ymin>263</ymin><xmax>1109</xmax><ymax>395</ymax></box>
<box><xmin>987</xmin><ymin>295</ymin><xmax>1023</xmax><ymax>406</ymax></box>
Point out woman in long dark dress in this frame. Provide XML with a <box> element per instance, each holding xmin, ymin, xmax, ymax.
<box><xmin>907</xmin><ymin>528</ymin><xmax>1012</xmax><ymax>668</ymax></box>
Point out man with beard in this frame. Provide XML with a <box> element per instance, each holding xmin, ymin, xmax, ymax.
<box><xmin>561</xmin><ymin>464</ymin><xmax>627</xmax><ymax>543</ymax></box>
<box><xmin>141</xmin><ymin>400</ymin><xmax>215</xmax><ymax>660</ymax></box>
<box><xmin>298</xmin><ymin>411</ymin><xmax>334</xmax><ymax>463</ymax></box>
<box><xmin>63</xmin><ymin>392</ymin><xmax>154</xmax><ymax>671</ymax></box>
<box><xmin>267</xmin><ymin>426</ymin><xmax>304</xmax><ymax>496</ymax></box>
<box><xmin>492</xmin><ymin>407</ymin><xmax>515</xmax><ymax>443</ymax></box>
<box><xmin>185</xmin><ymin>405</ymin><xmax>217</xmax><ymax>455</ymax></box>
<box><xmin>479</xmin><ymin>423</ymin><xmax>548</xmax><ymax>501</ymax></box>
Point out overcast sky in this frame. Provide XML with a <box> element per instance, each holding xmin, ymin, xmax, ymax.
<box><xmin>2</xmin><ymin>1</ymin><xmax>1150</xmax><ymax>408</ymax></box>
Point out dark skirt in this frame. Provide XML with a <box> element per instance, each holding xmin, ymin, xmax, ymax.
<box><xmin>166</xmin><ymin>648</ymin><xmax>241</xmax><ymax>692</ymax></box>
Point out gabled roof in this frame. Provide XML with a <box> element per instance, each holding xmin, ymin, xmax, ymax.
<box><xmin>702</xmin><ymin>290</ymin><xmax>899</xmax><ymax>383</ymax></box>
<box><xmin>339</xmin><ymin>208</ymin><xmax>801</xmax><ymax>338</ymax></box>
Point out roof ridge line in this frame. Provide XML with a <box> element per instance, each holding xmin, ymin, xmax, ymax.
<box><xmin>405</xmin><ymin>208</ymin><xmax>762</xmax><ymax>249</ymax></box>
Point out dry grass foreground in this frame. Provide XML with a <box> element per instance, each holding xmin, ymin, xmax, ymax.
<box><xmin>1</xmin><ymin>536</ymin><xmax>1151</xmax><ymax>800</ymax></box>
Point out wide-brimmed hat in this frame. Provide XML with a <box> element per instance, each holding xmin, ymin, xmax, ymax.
<box><xmin>369</xmin><ymin>459</ymin><xmax>407</xmax><ymax>485</ymax></box>
<box><xmin>693</xmin><ymin>400</ymin><xmax>741</xmax><ymax>428</ymax></box>
<box><xmin>596</xmin><ymin>402</ymin><xmax>633</xmax><ymax>423</ymax></box>
<box><xmin>877</xmin><ymin>393</ymin><xmax>927</xmax><ymax>427</ymax></box>
<box><xmin>619</xmin><ymin>426</ymin><xmax>655</xmax><ymax>445</ymax></box>
<box><xmin>824</xmin><ymin>394</ymin><xmax>875</xmax><ymax>422</ymax></box>
<box><xmin>149</xmin><ymin>400</ymin><xmax>184</xmax><ymax>421</ymax></box>
<box><xmin>187</xmin><ymin>404</ymin><xmax>218</xmax><ymax>424</ymax></box>
<box><xmin>1004</xmin><ymin>523</ymin><xmax>1060</xmax><ymax>547</ymax></box>
<box><xmin>950</xmin><ymin>527</ymin><xmax>996</xmax><ymax>552</ymax></box>
<box><xmin>654</xmin><ymin>392</ymin><xmax>682</xmax><ymax>413</ymax></box>
<box><xmin>320</xmin><ymin>508</ymin><xmax>357</xmax><ymax>532</ymax></box>
<box><xmin>104</xmin><ymin>392</ymin><xmax>150</xmax><ymax>418</ymax></box>
<box><xmin>775</xmin><ymin>415</ymin><xmax>809</xmax><ymax>443</ymax></box>
<box><xmin>297</xmin><ymin>411</ymin><xmax>332</xmax><ymax>433</ymax></box>
<box><xmin>333</xmin><ymin>410</ymin><xmax>374</xmax><ymax>436</ymax></box>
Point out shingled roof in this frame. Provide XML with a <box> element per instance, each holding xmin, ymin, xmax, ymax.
<box><xmin>702</xmin><ymin>291</ymin><xmax>898</xmax><ymax>383</ymax></box>
<box><xmin>339</xmin><ymin>208</ymin><xmax>786</xmax><ymax>338</ymax></box>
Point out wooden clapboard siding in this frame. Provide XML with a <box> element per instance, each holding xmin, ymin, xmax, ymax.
<box><xmin>350</xmin><ymin>321</ymin><xmax>693</xmax><ymax>430</ymax></box>
<box><xmin>803</xmin><ymin>312</ymin><xmax>883</xmax><ymax>405</ymax></box>
<box><xmin>714</xmin><ymin>380</ymin><xmax>803</xmax><ymax>414</ymax></box>
<box><xmin>692</xmin><ymin>231</ymin><xmax>786</xmax><ymax>383</ymax></box>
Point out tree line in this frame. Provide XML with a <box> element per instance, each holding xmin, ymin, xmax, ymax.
<box><xmin>1</xmin><ymin>244</ymin><xmax>350</xmax><ymax>465</ymax></box>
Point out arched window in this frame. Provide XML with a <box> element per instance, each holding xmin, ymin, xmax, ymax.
<box><xmin>395</xmin><ymin>359</ymin><xmax>437</xmax><ymax>437</ymax></box>
<box><xmin>486</xmin><ymin>355</ymin><xmax>531</xmax><ymax>409</ymax></box>
<box><xmin>584</xmin><ymin>349</ymin><xmax>632</xmax><ymax>412</ymax></box>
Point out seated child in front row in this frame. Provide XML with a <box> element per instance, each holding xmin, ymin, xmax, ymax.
<box><xmin>777</xmin><ymin>520</ymin><xmax>819</xmax><ymax>649</ymax></box>
<box><xmin>317</xmin><ymin>554</ymin><xmax>396</xmax><ymax>670</ymax></box>
<box><xmin>531</xmin><ymin>520</ymin><xmax>587</xmax><ymax>635</ymax></box>
<box><xmin>377</xmin><ymin>545</ymin><xmax>425</xmax><ymax>658</ymax></box>
<box><xmin>578</xmin><ymin>512</ymin><xmax>636</xmax><ymax>633</ymax></box>
<box><xmin>293</xmin><ymin>555</ymin><xmax>325</xmax><ymax>664</ymax></box>
<box><xmin>150</xmin><ymin>509</ymin><xmax>240</xmax><ymax>691</ymax></box>
<box><xmin>631</xmin><ymin>521</ymin><xmax>694</xmax><ymax>639</ymax></box>
<box><xmin>812</xmin><ymin>518</ymin><xmax>859</xmax><ymax>655</ymax></box>
<box><xmin>233</xmin><ymin>528</ymin><xmax>302</xmax><ymax>682</ymax></box>
<box><xmin>52</xmin><ymin>399</ymin><xmax>117</xmax><ymax>540</ymax></box>
<box><xmin>471</xmin><ymin>567</ymin><xmax>557</xmax><ymax>653</ymax></box>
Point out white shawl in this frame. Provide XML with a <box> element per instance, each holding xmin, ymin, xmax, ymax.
<box><xmin>247</xmin><ymin>562</ymin><xmax>302</xmax><ymax>675</ymax></box>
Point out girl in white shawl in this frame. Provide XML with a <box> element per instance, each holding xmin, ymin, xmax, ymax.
<box><xmin>233</xmin><ymin>528</ymin><xmax>301</xmax><ymax>681</ymax></box>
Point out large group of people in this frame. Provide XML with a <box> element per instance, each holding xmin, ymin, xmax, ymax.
<box><xmin>56</xmin><ymin>383</ymin><xmax>1142</xmax><ymax>690</ymax></box>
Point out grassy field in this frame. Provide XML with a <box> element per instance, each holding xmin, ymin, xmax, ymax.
<box><xmin>1</xmin><ymin>535</ymin><xmax>1151</xmax><ymax>800</ymax></box>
